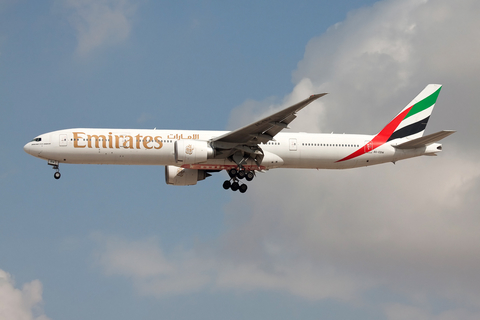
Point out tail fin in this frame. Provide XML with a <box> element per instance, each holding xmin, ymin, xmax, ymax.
<box><xmin>336</xmin><ymin>85</ymin><xmax>444</xmax><ymax>163</ymax></box>
<box><xmin>385</xmin><ymin>84</ymin><xmax>442</xmax><ymax>142</ymax></box>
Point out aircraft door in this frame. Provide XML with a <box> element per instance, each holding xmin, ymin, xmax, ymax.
<box><xmin>289</xmin><ymin>138</ymin><xmax>297</xmax><ymax>151</ymax></box>
<box><xmin>59</xmin><ymin>134</ymin><xmax>67</xmax><ymax>147</ymax></box>
<box><xmin>364</xmin><ymin>140</ymin><xmax>373</xmax><ymax>153</ymax></box>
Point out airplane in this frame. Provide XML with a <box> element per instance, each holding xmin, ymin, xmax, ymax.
<box><xmin>24</xmin><ymin>84</ymin><xmax>454</xmax><ymax>193</ymax></box>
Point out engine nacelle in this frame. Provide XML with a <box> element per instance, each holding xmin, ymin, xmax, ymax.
<box><xmin>174</xmin><ymin>140</ymin><xmax>214</xmax><ymax>164</ymax></box>
<box><xmin>165</xmin><ymin>165</ymin><xmax>210</xmax><ymax>186</ymax></box>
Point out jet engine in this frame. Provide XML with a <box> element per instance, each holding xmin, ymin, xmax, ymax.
<box><xmin>165</xmin><ymin>165</ymin><xmax>210</xmax><ymax>186</ymax></box>
<box><xmin>174</xmin><ymin>140</ymin><xmax>214</xmax><ymax>164</ymax></box>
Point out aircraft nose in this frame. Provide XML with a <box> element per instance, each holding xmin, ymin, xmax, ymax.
<box><xmin>23</xmin><ymin>142</ymin><xmax>38</xmax><ymax>156</ymax></box>
<box><xmin>24</xmin><ymin>142</ymin><xmax>32</xmax><ymax>155</ymax></box>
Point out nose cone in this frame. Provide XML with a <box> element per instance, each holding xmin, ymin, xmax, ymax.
<box><xmin>24</xmin><ymin>142</ymin><xmax>40</xmax><ymax>156</ymax></box>
<box><xmin>24</xmin><ymin>142</ymin><xmax>32</xmax><ymax>155</ymax></box>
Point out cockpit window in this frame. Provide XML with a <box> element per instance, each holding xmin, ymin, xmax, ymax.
<box><xmin>31</xmin><ymin>138</ymin><xmax>42</xmax><ymax>142</ymax></box>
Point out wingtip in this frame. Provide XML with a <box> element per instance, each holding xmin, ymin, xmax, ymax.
<box><xmin>310</xmin><ymin>93</ymin><xmax>328</xmax><ymax>99</ymax></box>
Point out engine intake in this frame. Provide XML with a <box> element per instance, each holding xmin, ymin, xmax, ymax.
<box><xmin>165</xmin><ymin>165</ymin><xmax>210</xmax><ymax>186</ymax></box>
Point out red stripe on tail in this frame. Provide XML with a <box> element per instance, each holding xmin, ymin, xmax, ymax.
<box><xmin>336</xmin><ymin>106</ymin><xmax>412</xmax><ymax>162</ymax></box>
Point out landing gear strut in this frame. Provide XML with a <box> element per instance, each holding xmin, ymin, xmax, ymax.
<box><xmin>223</xmin><ymin>167</ymin><xmax>255</xmax><ymax>193</ymax></box>
<box><xmin>48</xmin><ymin>160</ymin><xmax>61</xmax><ymax>180</ymax></box>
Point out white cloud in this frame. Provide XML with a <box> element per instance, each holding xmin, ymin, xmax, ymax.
<box><xmin>219</xmin><ymin>0</ymin><xmax>480</xmax><ymax>314</ymax></box>
<box><xmin>93</xmin><ymin>0</ymin><xmax>480</xmax><ymax>318</ymax></box>
<box><xmin>223</xmin><ymin>155</ymin><xmax>480</xmax><ymax>305</ymax></box>
<box><xmin>59</xmin><ymin>0</ymin><xmax>137</xmax><ymax>56</ymax></box>
<box><xmin>92</xmin><ymin>234</ymin><xmax>213</xmax><ymax>297</ymax></box>
<box><xmin>0</xmin><ymin>269</ymin><xmax>50</xmax><ymax>320</ymax></box>
<box><xmin>384</xmin><ymin>304</ymin><xmax>480</xmax><ymax>320</ymax></box>
<box><xmin>215</xmin><ymin>259</ymin><xmax>368</xmax><ymax>301</ymax></box>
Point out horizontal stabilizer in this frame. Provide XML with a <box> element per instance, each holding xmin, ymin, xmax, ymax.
<box><xmin>394</xmin><ymin>130</ymin><xmax>456</xmax><ymax>149</ymax></box>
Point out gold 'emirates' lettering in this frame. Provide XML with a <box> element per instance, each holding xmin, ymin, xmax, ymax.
<box><xmin>124</xmin><ymin>135</ymin><xmax>134</xmax><ymax>149</ymax></box>
<box><xmin>153</xmin><ymin>136</ymin><xmax>163</xmax><ymax>149</ymax></box>
<box><xmin>72</xmin><ymin>132</ymin><xmax>199</xmax><ymax>150</ymax></box>
<box><xmin>87</xmin><ymin>135</ymin><xmax>107</xmax><ymax>148</ymax></box>
<box><xmin>73</xmin><ymin>132</ymin><xmax>85</xmax><ymax>148</ymax></box>
<box><xmin>143</xmin><ymin>135</ymin><xmax>153</xmax><ymax>149</ymax></box>
<box><xmin>115</xmin><ymin>135</ymin><xmax>121</xmax><ymax>149</ymax></box>
<box><xmin>72</xmin><ymin>132</ymin><xmax>176</xmax><ymax>150</ymax></box>
<box><xmin>135</xmin><ymin>134</ymin><xmax>142</xmax><ymax>149</ymax></box>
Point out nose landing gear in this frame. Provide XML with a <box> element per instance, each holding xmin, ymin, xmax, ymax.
<box><xmin>223</xmin><ymin>168</ymin><xmax>255</xmax><ymax>193</ymax></box>
<box><xmin>48</xmin><ymin>160</ymin><xmax>61</xmax><ymax>180</ymax></box>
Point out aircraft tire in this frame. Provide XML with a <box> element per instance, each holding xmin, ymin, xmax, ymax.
<box><xmin>239</xmin><ymin>184</ymin><xmax>247</xmax><ymax>193</ymax></box>
<box><xmin>231</xmin><ymin>181</ymin><xmax>239</xmax><ymax>191</ymax></box>
<box><xmin>54</xmin><ymin>172</ymin><xmax>61</xmax><ymax>180</ymax></box>
<box><xmin>228</xmin><ymin>168</ymin><xmax>237</xmax><ymax>178</ymax></box>
<box><xmin>246</xmin><ymin>171</ymin><xmax>254</xmax><ymax>181</ymax></box>
<box><xmin>223</xmin><ymin>180</ymin><xmax>231</xmax><ymax>190</ymax></box>
<box><xmin>237</xmin><ymin>170</ymin><xmax>246</xmax><ymax>179</ymax></box>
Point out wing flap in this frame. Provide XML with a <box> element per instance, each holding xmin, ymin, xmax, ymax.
<box><xmin>394</xmin><ymin>130</ymin><xmax>456</xmax><ymax>149</ymax></box>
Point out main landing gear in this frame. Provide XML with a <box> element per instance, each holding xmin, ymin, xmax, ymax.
<box><xmin>223</xmin><ymin>168</ymin><xmax>255</xmax><ymax>193</ymax></box>
<box><xmin>48</xmin><ymin>160</ymin><xmax>61</xmax><ymax>180</ymax></box>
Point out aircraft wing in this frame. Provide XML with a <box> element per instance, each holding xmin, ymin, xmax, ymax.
<box><xmin>211</xmin><ymin>93</ymin><xmax>327</xmax><ymax>149</ymax></box>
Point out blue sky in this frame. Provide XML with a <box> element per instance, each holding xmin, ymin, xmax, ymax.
<box><xmin>2</xmin><ymin>1</ymin><xmax>480</xmax><ymax>320</ymax></box>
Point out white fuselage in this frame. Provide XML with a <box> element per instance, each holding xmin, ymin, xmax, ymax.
<box><xmin>23</xmin><ymin>128</ymin><xmax>437</xmax><ymax>170</ymax></box>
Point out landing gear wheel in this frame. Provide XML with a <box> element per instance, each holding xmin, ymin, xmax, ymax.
<box><xmin>239</xmin><ymin>184</ymin><xmax>248</xmax><ymax>193</ymax></box>
<box><xmin>228</xmin><ymin>168</ymin><xmax>238</xmax><ymax>178</ymax></box>
<box><xmin>246</xmin><ymin>171</ymin><xmax>254</xmax><ymax>181</ymax></box>
<box><xmin>237</xmin><ymin>170</ymin><xmax>246</xmax><ymax>180</ymax></box>
<box><xmin>54</xmin><ymin>171</ymin><xmax>61</xmax><ymax>180</ymax></box>
<box><xmin>231</xmin><ymin>181</ymin><xmax>239</xmax><ymax>191</ymax></box>
<box><xmin>223</xmin><ymin>180</ymin><xmax>231</xmax><ymax>190</ymax></box>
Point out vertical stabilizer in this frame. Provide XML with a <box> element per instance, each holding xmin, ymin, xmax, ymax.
<box><xmin>386</xmin><ymin>84</ymin><xmax>442</xmax><ymax>141</ymax></box>
<box><xmin>337</xmin><ymin>84</ymin><xmax>443</xmax><ymax>163</ymax></box>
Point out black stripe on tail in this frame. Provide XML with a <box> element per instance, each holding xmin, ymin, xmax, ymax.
<box><xmin>387</xmin><ymin>116</ymin><xmax>430</xmax><ymax>142</ymax></box>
